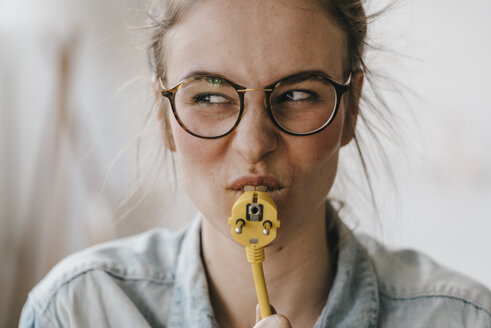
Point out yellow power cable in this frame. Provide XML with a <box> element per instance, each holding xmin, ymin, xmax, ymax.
<box><xmin>228</xmin><ymin>191</ymin><xmax>280</xmax><ymax>319</ymax></box>
<box><xmin>250</xmin><ymin>258</ymin><xmax>270</xmax><ymax>317</ymax></box>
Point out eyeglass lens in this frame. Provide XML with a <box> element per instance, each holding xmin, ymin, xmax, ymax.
<box><xmin>174</xmin><ymin>77</ymin><xmax>241</xmax><ymax>138</ymax></box>
<box><xmin>271</xmin><ymin>75</ymin><xmax>336</xmax><ymax>134</ymax></box>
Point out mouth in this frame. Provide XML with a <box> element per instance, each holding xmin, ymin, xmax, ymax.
<box><xmin>227</xmin><ymin>175</ymin><xmax>284</xmax><ymax>193</ymax></box>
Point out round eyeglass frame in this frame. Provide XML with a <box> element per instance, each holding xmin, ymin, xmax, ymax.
<box><xmin>159</xmin><ymin>71</ymin><xmax>352</xmax><ymax>139</ymax></box>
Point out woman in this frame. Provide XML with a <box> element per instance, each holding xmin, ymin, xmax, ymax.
<box><xmin>20</xmin><ymin>0</ymin><xmax>491</xmax><ymax>327</ymax></box>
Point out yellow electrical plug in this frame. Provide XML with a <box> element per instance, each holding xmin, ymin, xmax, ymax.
<box><xmin>228</xmin><ymin>190</ymin><xmax>280</xmax><ymax>319</ymax></box>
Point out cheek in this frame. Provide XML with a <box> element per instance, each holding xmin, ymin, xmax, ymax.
<box><xmin>292</xmin><ymin>111</ymin><xmax>345</xmax><ymax>167</ymax></box>
<box><xmin>170</xmin><ymin>120</ymin><xmax>225</xmax><ymax>188</ymax></box>
<box><xmin>273</xmin><ymin>113</ymin><xmax>344</xmax><ymax>237</ymax></box>
<box><xmin>170</xmin><ymin>121</ymin><xmax>235</xmax><ymax>227</ymax></box>
<box><xmin>286</xmin><ymin>110</ymin><xmax>345</xmax><ymax>207</ymax></box>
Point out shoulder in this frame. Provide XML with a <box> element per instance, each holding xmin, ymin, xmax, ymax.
<box><xmin>355</xmin><ymin>233</ymin><xmax>491</xmax><ymax>327</ymax></box>
<box><xmin>20</xmin><ymin>220</ymin><xmax>199</xmax><ymax>327</ymax></box>
<box><xmin>34</xmin><ymin>226</ymin><xmax>187</xmax><ymax>302</ymax></box>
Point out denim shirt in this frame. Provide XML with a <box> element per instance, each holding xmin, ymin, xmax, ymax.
<box><xmin>20</xmin><ymin>216</ymin><xmax>491</xmax><ymax>327</ymax></box>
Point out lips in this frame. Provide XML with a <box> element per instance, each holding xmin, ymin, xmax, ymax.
<box><xmin>228</xmin><ymin>175</ymin><xmax>283</xmax><ymax>192</ymax></box>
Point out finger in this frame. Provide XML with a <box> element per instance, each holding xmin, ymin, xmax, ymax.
<box><xmin>256</xmin><ymin>304</ymin><xmax>278</xmax><ymax>323</ymax></box>
<box><xmin>253</xmin><ymin>314</ymin><xmax>292</xmax><ymax>328</ymax></box>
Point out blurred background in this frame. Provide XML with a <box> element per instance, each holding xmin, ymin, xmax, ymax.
<box><xmin>1</xmin><ymin>0</ymin><xmax>490</xmax><ymax>327</ymax></box>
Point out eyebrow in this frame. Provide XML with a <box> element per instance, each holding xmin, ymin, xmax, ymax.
<box><xmin>175</xmin><ymin>69</ymin><xmax>339</xmax><ymax>86</ymax></box>
<box><xmin>179</xmin><ymin>70</ymin><xmax>229</xmax><ymax>82</ymax></box>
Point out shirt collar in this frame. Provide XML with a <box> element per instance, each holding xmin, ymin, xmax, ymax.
<box><xmin>314</xmin><ymin>221</ymin><xmax>380</xmax><ymax>327</ymax></box>
<box><xmin>172</xmin><ymin>215</ymin><xmax>379</xmax><ymax>328</ymax></box>
<box><xmin>170</xmin><ymin>216</ymin><xmax>218</xmax><ymax>327</ymax></box>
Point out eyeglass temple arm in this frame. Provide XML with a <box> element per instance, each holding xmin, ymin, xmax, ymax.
<box><xmin>158</xmin><ymin>76</ymin><xmax>166</xmax><ymax>91</ymax></box>
<box><xmin>344</xmin><ymin>73</ymin><xmax>352</xmax><ymax>86</ymax></box>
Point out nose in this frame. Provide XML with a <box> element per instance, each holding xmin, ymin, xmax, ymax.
<box><xmin>231</xmin><ymin>94</ymin><xmax>278</xmax><ymax>164</ymax></box>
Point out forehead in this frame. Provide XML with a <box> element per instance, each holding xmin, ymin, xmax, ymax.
<box><xmin>164</xmin><ymin>0</ymin><xmax>347</xmax><ymax>86</ymax></box>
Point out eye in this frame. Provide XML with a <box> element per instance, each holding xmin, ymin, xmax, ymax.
<box><xmin>282</xmin><ymin>90</ymin><xmax>315</xmax><ymax>102</ymax></box>
<box><xmin>195</xmin><ymin>93</ymin><xmax>231</xmax><ymax>105</ymax></box>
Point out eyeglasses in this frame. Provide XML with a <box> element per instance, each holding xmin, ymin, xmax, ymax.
<box><xmin>159</xmin><ymin>71</ymin><xmax>351</xmax><ymax>139</ymax></box>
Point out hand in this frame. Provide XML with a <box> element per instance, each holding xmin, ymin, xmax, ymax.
<box><xmin>253</xmin><ymin>304</ymin><xmax>292</xmax><ymax>328</ymax></box>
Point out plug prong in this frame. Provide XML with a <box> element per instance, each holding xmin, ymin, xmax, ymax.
<box><xmin>235</xmin><ymin>219</ymin><xmax>245</xmax><ymax>234</ymax></box>
<box><xmin>262</xmin><ymin>221</ymin><xmax>272</xmax><ymax>235</ymax></box>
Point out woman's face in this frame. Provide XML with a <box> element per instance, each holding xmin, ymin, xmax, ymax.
<box><xmin>163</xmin><ymin>0</ymin><xmax>356</xmax><ymax>241</ymax></box>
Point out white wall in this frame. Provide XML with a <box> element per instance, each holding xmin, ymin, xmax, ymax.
<box><xmin>354</xmin><ymin>0</ymin><xmax>491</xmax><ymax>288</ymax></box>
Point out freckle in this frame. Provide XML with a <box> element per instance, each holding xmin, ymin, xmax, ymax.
<box><xmin>278</xmin><ymin>246</ymin><xmax>283</xmax><ymax>251</ymax></box>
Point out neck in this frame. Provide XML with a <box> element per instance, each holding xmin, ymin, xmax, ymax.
<box><xmin>201</xmin><ymin>203</ymin><xmax>334</xmax><ymax>328</ymax></box>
